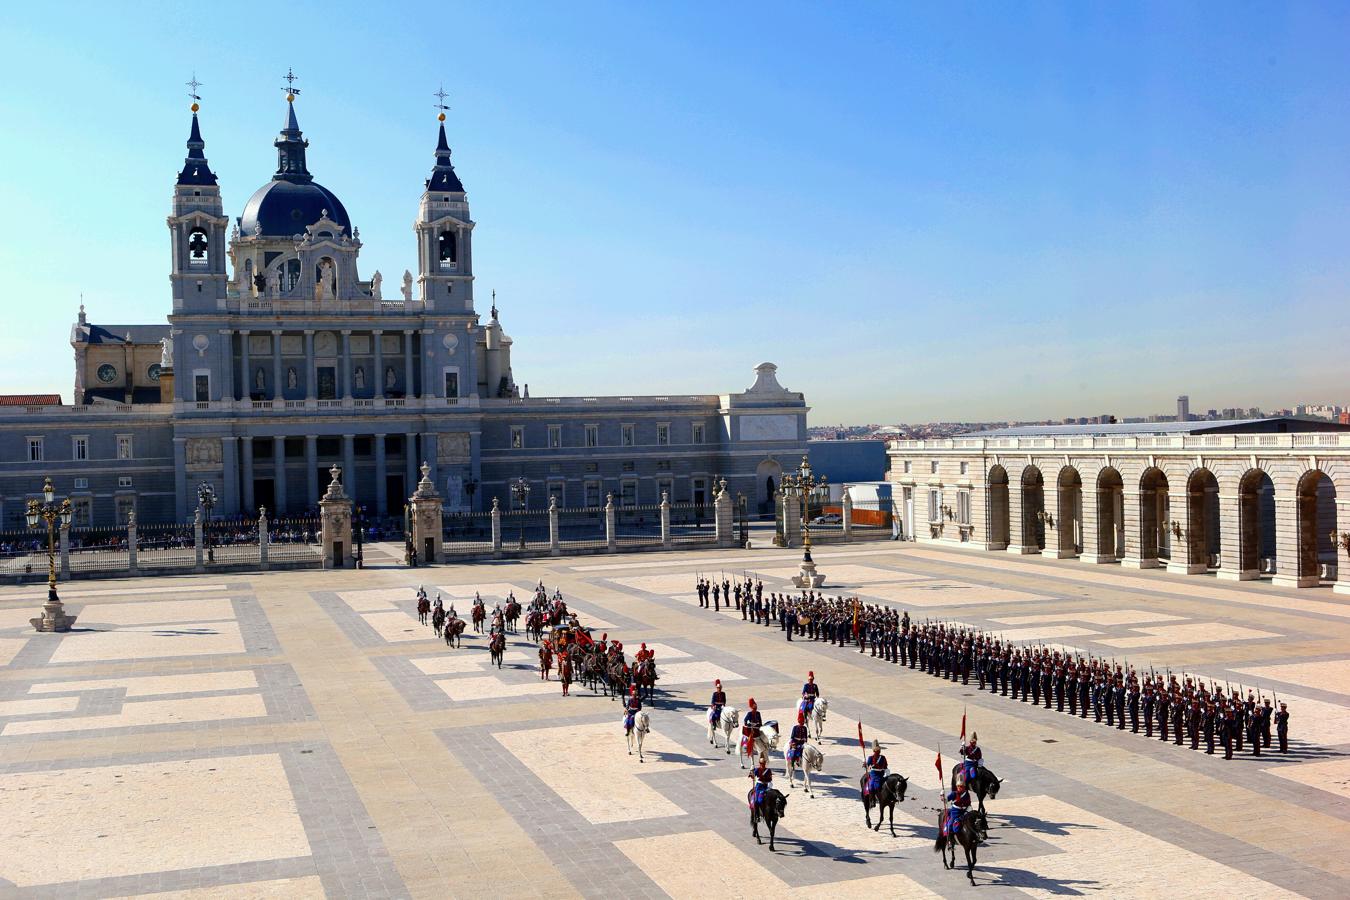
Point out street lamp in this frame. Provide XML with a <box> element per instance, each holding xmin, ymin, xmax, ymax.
<box><xmin>511</xmin><ymin>477</ymin><xmax>531</xmax><ymax>549</ymax></box>
<box><xmin>464</xmin><ymin>477</ymin><xmax>479</xmax><ymax>512</ymax></box>
<box><xmin>780</xmin><ymin>455</ymin><xmax>827</xmax><ymax>561</ymax></box>
<box><xmin>354</xmin><ymin>504</ymin><xmax>366</xmax><ymax>569</ymax></box>
<box><xmin>27</xmin><ymin>476</ymin><xmax>74</xmax><ymax>632</ymax></box>
<box><xmin>197</xmin><ymin>482</ymin><xmax>216</xmax><ymax>563</ymax></box>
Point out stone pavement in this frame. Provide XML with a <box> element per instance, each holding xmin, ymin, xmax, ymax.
<box><xmin>0</xmin><ymin>542</ymin><xmax>1347</xmax><ymax>897</ymax></box>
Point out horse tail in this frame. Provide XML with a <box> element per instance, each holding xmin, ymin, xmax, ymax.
<box><xmin>934</xmin><ymin>834</ymin><xmax>947</xmax><ymax>853</ymax></box>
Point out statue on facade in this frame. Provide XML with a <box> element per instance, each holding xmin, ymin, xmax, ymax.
<box><xmin>287</xmin><ymin>367</ymin><xmax>298</xmax><ymax>389</ymax></box>
<box><xmin>254</xmin><ymin>366</ymin><xmax>266</xmax><ymax>393</ymax></box>
<box><xmin>160</xmin><ymin>336</ymin><xmax>173</xmax><ymax>369</ymax></box>
<box><xmin>384</xmin><ymin>365</ymin><xmax>397</xmax><ymax>390</ymax></box>
<box><xmin>268</xmin><ymin>267</ymin><xmax>281</xmax><ymax>297</ymax></box>
<box><xmin>401</xmin><ymin>270</ymin><xmax>413</xmax><ymax>302</ymax></box>
<box><xmin>354</xmin><ymin>366</ymin><xmax>366</xmax><ymax>390</ymax></box>
<box><xmin>370</xmin><ymin>270</ymin><xmax>382</xmax><ymax>300</ymax></box>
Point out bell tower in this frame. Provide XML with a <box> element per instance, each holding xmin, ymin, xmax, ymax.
<box><xmin>414</xmin><ymin>91</ymin><xmax>475</xmax><ymax>313</ymax></box>
<box><xmin>167</xmin><ymin>80</ymin><xmax>228</xmax><ymax>312</ymax></box>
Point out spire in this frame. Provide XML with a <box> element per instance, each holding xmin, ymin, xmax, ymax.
<box><xmin>273</xmin><ymin>69</ymin><xmax>312</xmax><ymax>183</ymax></box>
<box><xmin>426</xmin><ymin>87</ymin><xmax>465</xmax><ymax>193</ymax></box>
<box><xmin>176</xmin><ymin>104</ymin><xmax>218</xmax><ymax>186</ymax></box>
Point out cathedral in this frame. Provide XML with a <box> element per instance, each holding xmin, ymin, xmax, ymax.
<box><xmin>1</xmin><ymin>92</ymin><xmax>809</xmax><ymax>527</ymax></box>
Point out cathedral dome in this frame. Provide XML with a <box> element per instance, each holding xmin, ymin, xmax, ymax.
<box><xmin>239</xmin><ymin>180</ymin><xmax>351</xmax><ymax>238</ymax></box>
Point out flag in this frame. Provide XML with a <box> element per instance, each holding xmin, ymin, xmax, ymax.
<box><xmin>935</xmin><ymin>749</ymin><xmax>943</xmax><ymax>784</ymax></box>
<box><xmin>960</xmin><ymin>709</ymin><xmax>966</xmax><ymax>742</ymax></box>
<box><xmin>852</xmin><ymin>599</ymin><xmax>860</xmax><ymax>637</ymax></box>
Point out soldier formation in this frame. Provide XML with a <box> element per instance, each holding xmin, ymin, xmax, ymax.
<box><xmin>694</xmin><ymin>574</ymin><xmax>1292</xmax><ymax>758</ymax></box>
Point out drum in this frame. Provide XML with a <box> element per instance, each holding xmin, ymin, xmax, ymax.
<box><xmin>741</xmin><ymin>724</ymin><xmax>757</xmax><ymax>738</ymax></box>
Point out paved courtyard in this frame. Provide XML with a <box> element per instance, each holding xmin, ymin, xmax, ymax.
<box><xmin>0</xmin><ymin>542</ymin><xmax>1347</xmax><ymax>898</ymax></box>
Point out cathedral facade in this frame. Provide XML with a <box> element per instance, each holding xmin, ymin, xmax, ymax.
<box><xmin>0</xmin><ymin>97</ymin><xmax>808</xmax><ymax>527</ymax></box>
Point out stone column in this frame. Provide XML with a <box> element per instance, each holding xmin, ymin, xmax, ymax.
<box><xmin>273</xmin><ymin>436</ymin><xmax>288</xmax><ymax>515</ymax></box>
<box><xmin>420</xmin><ymin>328</ymin><xmax>435</xmax><ymax>400</ymax></box>
<box><xmin>342</xmin><ymin>435</ymin><xmax>356</xmax><ymax>508</ymax></box>
<box><xmin>660</xmin><ymin>492</ymin><xmax>671</xmax><ymax>549</ymax></box>
<box><xmin>58</xmin><ymin>522</ymin><xmax>70</xmax><ymax>580</ymax></box>
<box><xmin>1007</xmin><ymin>477</ymin><xmax>1033</xmax><ymax>554</ymax></box>
<box><xmin>222</xmin><ymin>437</ymin><xmax>240</xmax><ymax>518</ymax></box>
<box><xmin>1169</xmin><ymin>482</ymin><xmax>1209</xmax><ymax>575</ymax></box>
<box><xmin>404</xmin><ymin>330</ymin><xmax>416</xmax><ymax>400</ymax></box>
<box><xmin>1215</xmin><ymin>491</ymin><xmax>1252</xmax><ymax>580</ymax></box>
<box><xmin>549</xmin><ymin>496</ymin><xmax>561</xmax><ymax>555</ymax></box>
<box><xmin>1120</xmin><ymin>490</ymin><xmax>1157</xmax><ymax>568</ymax></box>
<box><xmin>373</xmin><ymin>330</ymin><xmax>384</xmax><ymax>400</ymax></box>
<box><xmin>258</xmin><ymin>507</ymin><xmax>270</xmax><ymax>570</ymax></box>
<box><xmin>605</xmin><ymin>493</ymin><xmax>618</xmax><ymax>552</ymax></box>
<box><xmin>1272</xmin><ymin>492</ymin><xmax>1313</xmax><ymax>587</ymax></box>
<box><xmin>319</xmin><ymin>464</ymin><xmax>354</xmax><ymax>569</ymax></box>
<box><xmin>408</xmin><ymin>462</ymin><xmax>444</xmax><ymax>564</ymax></box>
<box><xmin>271</xmin><ymin>329</ymin><xmax>283</xmax><ymax>401</ymax></box>
<box><xmin>305</xmin><ymin>435</ymin><xmax>318</xmax><ymax>508</ymax></box>
<box><xmin>127</xmin><ymin>512</ymin><xmax>138</xmax><ymax>575</ymax></box>
<box><xmin>842</xmin><ymin>489</ymin><xmax>854</xmax><ymax>540</ymax></box>
<box><xmin>1079</xmin><ymin>485</ymin><xmax>1105</xmax><ymax>562</ymax></box>
<box><xmin>242</xmin><ymin>438</ymin><xmax>255</xmax><ymax>515</ymax></box>
<box><xmin>340</xmin><ymin>330</ymin><xmax>352</xmax><ymax>400</ymax></box>
<box><xmin>490</xmin><ymin>497</ymin><xmax>503</xmax><ymax>556</ymax></box>
<box><xmin>222</xmin><ymin>329</ymin><xmax>236</xmax><ymax>401</ymax></box>
<box><xmin>239</xmin><ymin>330</ymin><xmax>251</xmax><ymax>401</ymax></box>
<box><xmin>193</xmin><ymin>506</ymin><xmax>205</xmax><ymax>572</ymax></box>
<box><xmin>303</xmin><ymin>330</ymin><xmax>316</xmax><ymax>402</ymax></box>
<box><xmin>1042</xmin><ymin>480</ymin><xmax>1063</xmax><ymax>557</ymax></box>
<box><xmin>405</xmin><ymin>433</ymin><xmax>418</xmax><ymax>495</ymax></box>
<box><xmin>782</xmin><ymin>491</ymin><xmax>802</xmax><ymax>548</ymax></box>
<box><xmin>374</xmin><ymin>434</ymin><xmax>387</xmax><ymax>516</ymax></box>
<box><xmin>173</xmin><ymin>437</ymin><xmax>189</xmax><ymax>521</ymax></box>
<box><xmin>715</xmin><ymin>480</ymin><xmax>735</xmax><ymax>548</ymax></box>
<box><xmin>1334</xmin><ymin>498</ymin><xmax>1350</xmax><ymax>596</ymax></box>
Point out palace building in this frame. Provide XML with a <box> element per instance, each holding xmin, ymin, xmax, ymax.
<box><xmin>0</xmin><ymin>94</ymin><xmax>808</xmax><ymax>527</ymax></box>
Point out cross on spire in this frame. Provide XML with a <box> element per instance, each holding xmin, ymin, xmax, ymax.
<box><xmin>433</xmin><ymin>84</ymin><xmax>450</xmax><ymax>111</ymax></box>
<box><xmin>281</xmin><ymin>67</ymin><xmax>301</xmax><ymax>98</ymax></box>
<box><xmin>491</xmin><ymin>290</ymin><xmax>498</xmax><ymax>320</ymax></box>
<box><xmin>186</xmin><ymin>73</ymin><xmax>202</xmax><ymax>102</ymax></box>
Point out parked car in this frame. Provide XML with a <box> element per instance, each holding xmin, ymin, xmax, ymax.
<box><xmin>811</xmin><ymin>513</ymin><xmax>842</xmax><ymax>525</ymax></box>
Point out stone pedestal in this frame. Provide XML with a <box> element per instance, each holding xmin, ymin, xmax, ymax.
<box><xmin>790</xmin><ymin>547</ymin><xmax>826</xmax><ymax>589</ymax></box>
<box><xmin>659</xmin><ymin>493</ymin><xmax>671</xmax><ymax>549</ymax></box>
<box><xmin>605</xmin><ymin>494</ymin><xmax>618</xmax><ymax>553</ymax></box>
<box><xmin>549</xmin><ymin>497</ymin><xmax>561</xmax><ymax>556</ymax></box>
<box><xmin>841</xmin><ymin>490</ymin><xmax>854</xmax><ymax>540</ymax></box>
<box><xmin>258</xmin><ymin>508</ymin><xmax>270</xmax><ymax>569</ymax></box>
<box><xmin>490</xmin><ymin>499</ymin><xmax>503</xmax><ymax>556</ymax></box>
<box><xmin>127</xmin><ymin>513</ymin><xmax>138</xmax><ymax>575</ymax></box>
<box><xmin>781</xmin><ymin>492</ymin><xmax>802</xmax><ymax>548</ymax></box>
<box><xmin>714</xmin><ymin>481</ymin><xmax>735</xmax><ymax>548</ymax></box>
<box><xmin>408</xmin><ymin>462</ymin><xmax>444</xmax><ymax>564</ymax></box>
<box><xmin>320</xmin><ymin>464</ymin><xmax>353</xmax><ymax>569</ymax></box>
<box><xmin>193</xmin><ymin>507</ymin><xmax>205</xmax><ymax>572</ymax></box>
<box><xmin>30</xmin><ymin>585</ymin><xmax>77</xmax><ymax>633</ymax></box>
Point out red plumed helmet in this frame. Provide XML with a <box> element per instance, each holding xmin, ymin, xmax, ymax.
<box><xmin>797</xmin><ymin>711</ymin><xmax>806</xmax><ymax>724</ymax></box>
<box><xmin>748</xmin><ymin>697</ymin><xmax>757</xmax><ymax>708</ymax></box>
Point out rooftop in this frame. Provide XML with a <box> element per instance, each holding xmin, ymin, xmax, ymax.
<box><xmin>963</xmin><ymin>416</ymin><xmax>1350</xmax><ymax>437</ymax></box>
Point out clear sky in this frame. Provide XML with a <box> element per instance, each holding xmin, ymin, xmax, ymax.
<box><xmin>1</xmin><ymin>2</ymin><xmax>1347</xmax><ymax>424</ymax></box>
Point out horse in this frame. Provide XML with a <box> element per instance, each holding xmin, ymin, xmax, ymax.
<box><xmin>935</xmin><ymin>807</ymin><xmax>988</xmax><ymax>885</ymax></box>
<box><xmin>633</xmin><ymin>659</ymin><xmax>658</xmax><ymax>702</ymax></box>
<box><xmin>708</xmin><ymin>706</ymin><xmax>739</xmax><ymax>752</ymax></box>
<box><xmin>626</xmin><ymin>710</ymin><xmax>650</xmax><ymax>762</ymax></box>
<box><xmin>738</xmin><ymin>721</ymin><xmax>780</xmax><ymax>769</ymax></box>
<box><xmin>471</xmin><ymin>603</ymin><xmax>486</xmax><ymax>634</ymax></box>
<box><xmin>607</xmin><ymin>660</ymin><xmax>629</xmax><ymax>699</ymax></box>
<box><xmin>538</xmin><ymin>643</ymin><xmax>553</xmax><ymax>680</ymax></box>
<box><xmin>504</xmin><ymin>600</ymin><xmax>521</xmax><ymax>634</ymax></box>
<box><xmin>443</xmin><ymin>617</ymin><xmax>465</xmax><ymax>649</ymax></box>
<box><xmin>951</xmin><ymin>765</ymin><xmax>1003</xmax><ymax>813</ymax></box>
<box><xmin>797</xmin><ymin>696</ymin><xmax>828</xmax><ymax>741</ymax></box>
<box><xmin>859</xmin><ymin>772</ymin><xmax>909</xmax><ymax>834</ymax></box>
<box><xmin>416</xmin><ymin>595</ymin><xmax>430</xmax><ymax>625</ymax></box>
<box><xmin>785</xmin><ymin>742</ymin><xmax>824</xmax><ymax>795</ymax></box>
<box><xmin>525</xmin><ymin>610</ymin><xmax>544</xmax><ymax>643</ymax></box>
<box><xmin>489</xmin><ymin>631</ymin><xmax>505</xmax><ymax>669</ymax></box>
<box><xmin>750</xmin><ymin>788</ymin><xmax>788</xmax><ymax>851</ymax></box>
<box><xmin>431</xmin><ymin>607</ymin><xmax>446</xmax><ymax>638</ymax></box>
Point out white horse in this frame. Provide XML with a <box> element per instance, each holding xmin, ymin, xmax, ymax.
<box><xmin>785</xmin><ymin>742</ymin><xmax>825</xmax><ymax>795</ymax></box>
<box><xmin>708</xmin><ymin>705</ymin><xmax>740</xmax><ymax>753</ymax></box>
<box><xmin>797</xmin><ymin>696</ymin><xmax>829</xmax><ymax>741</ymax></box>
<box><xmin>627</xmin><ymin>710</ymin><xmax>650</xmax><ymax>762</ymax></box>
<box><xmin>738</xmin><ymin>721</ymin><xmax>780</xmax><ymax>769</ymax></box>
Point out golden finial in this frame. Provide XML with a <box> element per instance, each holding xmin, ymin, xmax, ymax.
<box><xmin>191</xmin><ymin>102</ymin><xmax>200</xmax><ymax>113</ymax></box>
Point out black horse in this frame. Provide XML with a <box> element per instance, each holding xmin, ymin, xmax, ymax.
<box><xmin>489</xmin><ymin>631</ymin><xmax>505</xmax><ymax>669</ymax></box>
<box><xmin>951</xmin><ymin>766</ymin><xmax>1003</xmax><ymax>812</ymax></box>
<box><xmin>859</xmin><ymin>773</ymin><xmax>909</xmax><ymax>835</ymax></box>
<box><xmin>935</xmin><ymin>807</ymin><xmax>988</xmax><ymax>884</ymax></box>
<box><xmin>750</xmin><ymin>788</ymin><xmax>788</xmax><ymax>851</ymax></box>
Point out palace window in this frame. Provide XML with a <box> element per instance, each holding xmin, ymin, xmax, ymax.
<box><xmin>548</xmin><ymin>425</ymin><xmax>562</xmax><ymax>448</ymax></box>
<box><xmin>957</xmin><ymin>490</ymin><xmax>971</xmax><ymax>525</ymax></box>
<box><xmin>194</xmin><ymin>374</ymin><xmax>210</xmax><ymax>402</ymax></box>
<box><xmin>117</xmin><ymin>435</ymin><xmax>133</xmax><ymax>460</ymax></box>
<box><xmin>72</xmin><ymin>436</ymin><xmax>88</xmax><ymax>461</ymax></box>
<box><xmin>584</xmin><ymin>462</ymin><xmax>598</xmax><ymax>473</ymax></box>
<box><xmin>73</xmin><ymin>477</ymin><xmax>88</xmax><ymax>489</ymax></box>
<box><xmin>620</xmin><ymin>479</ymin><xmax>637</xmax><ymax>507</ymax></box>
<box><xmin>584</xmin><ymin>425</ymin><xmax>598</xmax><ymax>448</ymax></box>
<box><xmin>548</xmin><ymin>481</ymin><xmax>565</xmax><ymax>507</ymax></box>
<box><xmin>621</xmin><ymin>424</ymin><xmax>635</xmax><ymax>447</ymax></box>
<box><xmin>692</xmin><ymin>423</ymin><xmax>705</xmax><ymax>444</ymax></box>
<box><xmin>119</xmin><ymin>476</ymin><xmax>133</xmax><ymax>488</ymax></box>
<box><xmin>657</xmin><ymin>478</ymin><xmax>673</xmax><ymax>501</ymax></box>
<box><xmin>114</xmin><ymin>496</ymin><xmax>135</xmax><ymax>525</ymax></box>
<box><xmin>71</xmin><ymin>497</ymin><xmax>92</xmax><ymax>527</ymax></box>
<box><xmin>584</xmin><ymin>480</ymin><xmax>601</xmax><ymax>508</ymax></box>
<box><xmin>27</xmin><ymin>437</ymin><xmax>43</xmax><ymax>462</ymax></box>
<box><xmin>903</xmin><ymin>460</ymin><xmax>912</xmax><ymax>474</ymax></box>
<box><xmin>510</xmin><ymin>426</ymin><xmax>524</xmax><ymax>449</ymax></box>
<box><xmin>959</xmin><ymin>461</ymin><xmax>969</xmax><ymax>475</ymax></box>
<box><xmin>930</xmin><ymin>460</ymin><xmax>939</xmax><ymax>474</ymax></box>
<box><xmin>622</xmin><ymin>461</ymin><xmax>635</xmax><ymax>473</ymax></box>
<box><xmin>657</xmin><ymin>423</ymin><xmax>670</xmax><ymax>446</ymax></box>
<box><xmin>928</xmin><ymin>489</ymin><xmax>942</xmax><ymax>523</ymax></box>
<box><xmin>444</xmin><ymin>371</ymin><xmax>459</xmax><ymax>399</ymax></box>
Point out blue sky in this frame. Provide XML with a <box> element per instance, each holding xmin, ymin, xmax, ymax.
<box><xmin>1</xmin><ymin>1</ymin><xmax>1347</xmax><ymax>423</ymax></box>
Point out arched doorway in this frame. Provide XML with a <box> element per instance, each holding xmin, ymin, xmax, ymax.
<box><xmin>1022</xmin><ymin>467</ymin><xmax>1046</xmax><ymax>551</ymax></box>
<box><xmin>1138</xmin><ymin>467</ymin><xmax>1170</xmax><ymax>566</ymax></box>
<box><xmin>1095</xmin><ymin>467</ymin><xmax>1124</xmax><ymax>561</ymax></box>
<box><xmin>1236</xmin><ymin>469</ymin><xmax>1275</xmax><ymax>578</ymax></box>
<box><xmin>987</xmin><ymin>465</ymin><xmax>1010</xmax><ymax>550</ymax></box>
<box><xmin>1056</xmin><ymin>467</ymin><xmax>1083</xmax><ymax>557</ymax></box>
<box><xmin>755</xmin><ymin>458</ymin><xmax>783</xmax><ymax>514</ymax></box>
<box><xmin>1294</xmin><ymin>469</ymin><xmax>1337</xmax><ymax>586</ymax></box>
<box><xmin>1175</xmin><ymin>468</ymin><xmax>1219</xmax><ymax>574</ymax></box>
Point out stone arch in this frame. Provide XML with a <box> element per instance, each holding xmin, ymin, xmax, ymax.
<box><xmin>1237</xmin><ymin>468</ymin><xmax>1275</xmax><ymax>576</ymax></box>
<box><xmin>755</xmin><ymin>458</ymin><xmax>783</xmax><ymax>510</ymax></box>
<box><xmin>1138</xmin><ymin>467</ymin><xmax>1170</xmax><ymax>565</ymax></box>
<box><xmin>987</xmin><ymin>465</ymin><xmax>1010</xmax><ymax>550</ymax></box>
<box><xmin>1095</xmin><ymin>466</ymin><xmax>1124</xmax><ymax>561</ymax></box>
<box><xmin>1296</xmin><ymin>469</ymin><xmax>1337</xmax><ymax>585</ymax></box>
<box><xmin>1021</xmin><ymin>465</ymin><xmax>1046</xmax><ymax>551</ymax></box>
<box><xmin>1179</xmin><ymin>468</ymin><xmax>1220</xmax><ymax>573</ymax></box>
<box><xmin>1056</xmin><ymin>466</ymin><xmax>1083</xmax><ymax>556</ymax></box>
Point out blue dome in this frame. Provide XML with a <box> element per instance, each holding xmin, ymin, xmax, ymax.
<box><xmin>239</xmin><ymin>180</ymin><xmax>351</xmax><ymax>238</ymax></box>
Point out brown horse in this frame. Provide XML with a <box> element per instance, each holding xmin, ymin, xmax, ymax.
<box><xmin>416</xmin><ymin>595</ymin><xmax>430</xmax><ymax>625</ymax></box>
<box><xmin>431</xmin><ymin>607</ymin><xmax>446</xmax><ymax>637</ymax></box>
<box><xmin>504</xmin><ymin>600</ymin><xmax>521</xmax><ymax>633</ymax></box>
<box><xmin>633</xmin><ymin>658</ymin><xmax>658</xmax><ymax>702</ymax></box>
<box><xmin>471</xmin><ymin>603</ymin><xmax>486</xmax><ymax>633</ymax></box>
<box><xmin>443</xmin><ymin>617</ymin><xmax>465</xmax><ymax>648</ymax></box>
<box><xmin>489</xmin><ymin>631</ymin><xmax>506</xmax><ymax>669</ymax></box>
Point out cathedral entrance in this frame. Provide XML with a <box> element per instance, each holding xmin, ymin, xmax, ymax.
<box><xmin>254</xmin><ymin>479</ymin><xmax>275</xmax><ymax>515</ymax></box>
<box><xmin>386</xmin><ymin>474</ymin><xmax>406</xmax><ymax>516</ymax></box>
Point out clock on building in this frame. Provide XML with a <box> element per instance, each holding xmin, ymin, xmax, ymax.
<box><xmin>147</xmin><ymin>363</ymin><xmax>162</xmax><ymax>382</ymax></box>
<box><xmin>97</xmin><ymin>364</ymin><xmax>118</xmax><ymax>384</ymax></box>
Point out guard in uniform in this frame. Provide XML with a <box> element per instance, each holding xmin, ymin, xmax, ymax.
<box><xmin>742</xmin><ymin>697</ymin><xmax>763</xmax><ymax>757</ymax></box>
<box><xmin>1128</xmin><ymin>678</ymin><xmax>1141</xmax><ymax>733</ymax></box>
<box><xmin>800</xmin><ymin>671</ymin><xmax>820</xmax><ymax>718</ymax></box>
<box><xmin>708</xmin><ymin>679</ymin><xmax>727</xmax><ymax>740</ymax></box>
<box><xmin>622</xmin><ymin>685</ymin><xmax>642</xmax><ymax>734</ymax></box>
<box><xmin>1275</xmin><ymin>702</ymin><xmax>1290</xmax><ymax>753</ymax></box>
<box><xmin>863</xmin><ymin>739</ymin><xmax>888</xmax><ymax>797</ymax></box>
<box><xmin>786</xmin><ymin>712</ymin><xmax>809</xmax><ymax>770</ymax></box>
<box><xmin>748</xmin><ymin>751</ymin><xmax>773</xmax><ymax>810</ymax></box>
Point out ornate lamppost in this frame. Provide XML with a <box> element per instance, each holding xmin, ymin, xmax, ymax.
<box><xmin>464</xmin><ymin>477</ymin><xmax>479</xmax><ymax>512</ymax></box>
<box><xmin>197</xmin><ymin>482</ymin><xmax>216</xmax><ymax>563</ymax></box>
<box><xmin>781</xmin><ymin>455</ymin><xmax>827</xmax><ymax>588</ymax></box>
<box><xmin>27</xmin><ymin>477</ymin><xmax>74</xmax><ymax>632</ymax></box>
<box><xmin>511</xmin><ymin>477</ymin><xmax>531</xmax><ymax>549</ymax></box>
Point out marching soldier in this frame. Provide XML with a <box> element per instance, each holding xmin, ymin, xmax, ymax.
<box><xmin>1128</xmin><ymin>678</ymin><xmax>1141</xmax><ymax>733</ymax></box>
<box><xmin>1204</xmin><ymin>702</ymin><xmax>1216</xmax><ymax>755</ymax></box>
<box><xmin>1275</xmin><ymin>702</ymin><xmax>1290</xmax><ymax>753</ymax></box>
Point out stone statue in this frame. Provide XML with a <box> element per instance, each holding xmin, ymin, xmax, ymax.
<box><xmin>268</xmin><ymin>267</ymin><xmax>281</xmax><ymax>297</ymax></box>
<box><xmin>254</xmin><ymin>366</ymin><xmax>266</xmax><ymax>393</ymax></box>
<box><xmin>287</xmin><ymin>367</ymin><xmax>298</xmax><ymax>389</ymax></box>
<box><xmin>160</xmin><ymin>336</ymin><xmax>173</xmax><ymax>368</ymax></box>
<box><xmin>401</xmin><ymin>270</ymin><xmax>413</xmax><ymax>302</ymax></box>
<box><xmin>370</xmin><ymin>270</ymin><xmax>382</xmax><ymax>300</ymax></box>
<box><xmin>384</xmin><ymin>365</ymin><xmax>396</xmax><ymax>389</ymax></box>
<box><xmin>253</xmin><ymin>272</ymin><xmax>266</xmax><ymax>295</ymax></box>
<box><xmin>354</xmin><ymin>366</ymin><xmax>366</xmax><ymax>390</ymax></box>
<box><xmin>325</xmin><ymin>261</ymin><xmax>337</xmax><ymax>298</ymax></box>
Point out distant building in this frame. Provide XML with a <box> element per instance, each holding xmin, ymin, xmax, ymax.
<box><xmin>808</xmin><ymin>439</ymin><xmax>888</xmax><ymax>485</ymax></box>
<box><xmin>1177</xmin><ymin>395</ymin><xmax>1190</xmax><ymax>422</ymax></box>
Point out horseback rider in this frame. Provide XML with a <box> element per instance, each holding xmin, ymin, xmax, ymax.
<box><xmin>742</xmin><ymin>697</ymin><xmax>763</xmax><ymax>755</ymax></box>
<box><xmin>709</xmin><ymin>679</ymin><xmax>727</xmax><ymax>726</ymax></box>
<box><xmin>943</xmin><ymin>771</ymin><xmax>972</xmax><ymax>837</ymax></box>
<box><xmin>959</xmin><ymin>732</ymin><xmax>983</xmax><ymax>784</ymax></box>
<box><xmin>747</xmin><ymin>750</ymin><xmax>773</xmax><ymax>810</ymax></box>
<box><xmin>787</xmin><ymin>711</ymin><xmax>809</xmax><ymax>769</ymax></box>
<box><xmin>432</xmin><ymin>593</ymin><xmax>443</xmax><ymax>614</ymax></box>
<box><xmin>863</xmin><ymin>739</ymin><xmax>888</xmax><ymax>797</ymax></box>
<box><xmin>623</xmin><ymin>685</ymin><xmax>642</xmax><ymax>733</ymax></box>
<box><xmin>800</xmin><ymin>670</ymin><xmax>820</xmax><ymax>717</ymax></box>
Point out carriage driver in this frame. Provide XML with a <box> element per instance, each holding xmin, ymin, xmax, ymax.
<box><xmin>863</xmin><ymin>739</ymin><xmax>888</xmax><ymax>797</ymax></box>
<box><xmin>748</xmin><ymin>750</ymin><xmax>773</xmax><ymax>810</ymax></box>
<box><xmin>709</xmin><ymin>679</ymin><xmax>727</xmax><ymax>726</ymax></box>
<box><xmin>801</xmin><ymin>671</ymin><xmax>820</xmax><ymax>717</ymax></box>
<box><xmin>623</xmin><ymin>685</ymin><xmax>642</xmax><ymax>734</ymax></box>
<box><xmin>959</xmin><ymin>732</ymin><xmax>983</xmax><ymax>784</ymax></box>
<box><xmin>787</xmin><ymin>712</ymin><xmax>809</xmax><ymax>767</ymax></box>
<box><xmin>742</xmin><ymin>697</ymin><xmax>763</xmax><ymax>755</ymax></box>
<box><xmin>943</xmin><ymin>771</ymin><xmax>971</xmax><ymax>836</ymax></box>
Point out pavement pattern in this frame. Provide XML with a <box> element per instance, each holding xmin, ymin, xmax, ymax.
<box><xmin>0</xmin><ymin>541</ymin><xmax>1347</xmax><ymax>898</ymax></box>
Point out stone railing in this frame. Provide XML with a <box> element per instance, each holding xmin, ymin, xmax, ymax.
<box><xmin>889</xmin><ymin>432</ymin><xmax>1350</xmax><ymax>453</ymax></box>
